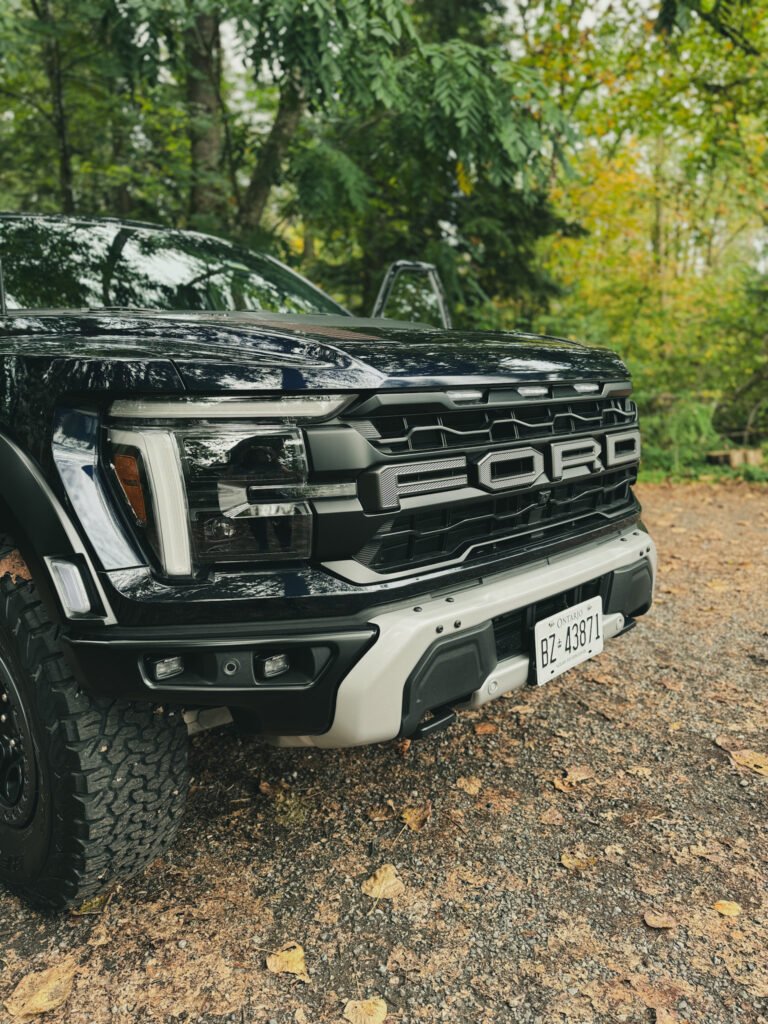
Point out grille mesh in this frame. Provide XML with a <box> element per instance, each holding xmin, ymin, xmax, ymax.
<box><xmin>356</xmin><ymin>465</ymin><xmax>638</xmax><ymax>574</ymax></box>
<box><xmin>352</xmin><ymin>396</ymin><xmax>637</xmax><ymax>456</ymax></box>
<box><xmin>493</xmin><ymin>576</ymin><xmax>606</xmax><ymax>662</ymax></box>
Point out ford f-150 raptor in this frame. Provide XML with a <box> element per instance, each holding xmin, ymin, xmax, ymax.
<box><xmin>0</xmin><ymin>214</ymin><xmax>655</xmax><ymax>909</ymax></box>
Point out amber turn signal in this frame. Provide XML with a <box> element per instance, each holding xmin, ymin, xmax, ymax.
<box><xmin>113</xmin><ymin>452</ymin><xmax>148</xmax><ymax>525</ymax></box>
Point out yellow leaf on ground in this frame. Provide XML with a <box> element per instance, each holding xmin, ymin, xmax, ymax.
<box><xmin>553</xmin><ymin>765</ymin><xmax>595</xmax><ymax>791</ymax></box>
<box><xmin>343</xmin><ymin>996</ymin><xmax>388</xmax><ymax>1024</ymax></box>
<box><xmin>265</xmin><ymin>942</ymin><xmax>309</xmax><ymax>983</ymax></box>
<box><xmin>401</xmin><ymin>801</ymin><xmax>432</xmax><ymax>832</ymax></box>
<box><xmin>643</xmin><ymin>910</ymin><xmax>677</xmax><ymax>929</ymax></box>
<box><xmin>713</xmin><ymin>900</ymin><xmax>741</xmax><ymax>917</ymax></box>
<box><xmin>560</xmin><ymin>850</ymin><xmax>596</xmax><ymax>871</ymax></box>
<box><xmin>361</xmin><ymin>864</ymin><xmax>404</xmax><ymax>900</ymax></box>
<box><xmin>70</xmin><ymin>892</ymin><xmax>110</xmax><ymax>916</ymax></box>
<box><xmin>456</xmin><ymin>776</ymin><xmax>482</xmax><ymax>796</ymax></box>
<box><xmin>5</xmin><ymin>957</ymin><xmax>77</xmax><ymax>1019</ymax></box>
<box><xmin>729</xmin><ymin>749</ymin><xmax>768</xmax><ymax>777</ymax></box>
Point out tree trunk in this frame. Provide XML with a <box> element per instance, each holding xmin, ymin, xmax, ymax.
<box><xmin>241</xmin><ymin>80</ymin><xmax>304</xmax><ymax>231</ymax></box>
<box><xmin>32</xmin><ymin>0</ymin><xmax>74</xmax><ymax>212</ymax></box>
<box><xmin>185</xmin><ymin>13</ymin><xmax>224</xmax><ymax>220</ymax></box>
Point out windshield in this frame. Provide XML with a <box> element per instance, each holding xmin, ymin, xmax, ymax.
<box><xmin>0</xmin><ymin>216</ymin><xmax>348</xmax><ymax>316</ymax></box>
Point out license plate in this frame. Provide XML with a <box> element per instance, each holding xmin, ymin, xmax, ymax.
<box><xmin>533</xmin><ymin>596</ymin><xmax>603</xmax><ymax>685</ymax></box>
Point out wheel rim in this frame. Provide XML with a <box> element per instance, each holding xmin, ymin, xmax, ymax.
<box><xmin>0</xmin><ymin>656</ymin><xmax>36</xmax><ymax>828</ymax></box>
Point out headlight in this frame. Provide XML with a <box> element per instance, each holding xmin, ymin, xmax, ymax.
<box><xmin>107</xmin><ymin>395</ymin><xmax>354</xmax><ymax>577</ymax></box>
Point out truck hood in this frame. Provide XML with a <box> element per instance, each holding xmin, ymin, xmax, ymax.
<box><xmin>1</xmin><ymin>309</ymin><xmax>629</xmax><ymax>392</ymax></box>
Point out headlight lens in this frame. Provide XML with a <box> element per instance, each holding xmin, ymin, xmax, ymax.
<box><xmin>107</xmin><ymin>396</ymin><xmax>354</xmax><ymax>576</ymax></box>
<box><xmin>180</xmin><ymin>427</ymin><xmax>312</xmax><ymax>564</ymax></box>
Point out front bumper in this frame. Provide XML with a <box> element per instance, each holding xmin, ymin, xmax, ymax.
<box><xmin>278</xmin><ymin>524</ymin><xmax>656</xmax><ymax>746</ymax></box>
<box><xmin>62</xmin><ymin>525</ymin><xmax>656</xmax><ymax>744</ymax></box>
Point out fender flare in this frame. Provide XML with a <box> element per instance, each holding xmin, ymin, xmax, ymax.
<box><xmin>0</xmin><ymin>433</ymin><xmax>115</xmax><ymax>624</ymax></box>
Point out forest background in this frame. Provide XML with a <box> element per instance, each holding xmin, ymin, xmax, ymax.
<box><xmin>1</xmin><ymin>0</ymin><xmax>766</xmax><ymax>477</ymax></box>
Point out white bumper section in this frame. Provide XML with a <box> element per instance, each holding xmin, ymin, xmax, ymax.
<box><xmin>275</xmin><ymin>526</ymin><xmax>656</xmax><ymax>749</ymax></box>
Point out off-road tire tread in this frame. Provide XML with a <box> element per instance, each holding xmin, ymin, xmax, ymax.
<box><xmin>0</xmin><ymin>537</ymin><xmax>188</xmax><ymax>910</ymax></box>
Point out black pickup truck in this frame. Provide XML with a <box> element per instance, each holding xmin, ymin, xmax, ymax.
<box><xmin>0</xmin><ymin>214</ymin><xmax>655</xmax><ymax>909</ymax></box>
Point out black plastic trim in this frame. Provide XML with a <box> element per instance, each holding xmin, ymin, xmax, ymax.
<box><xmin>62</xmin><ymin>625</ymin><xmax>377</xmax><ymax>734</ymax></box>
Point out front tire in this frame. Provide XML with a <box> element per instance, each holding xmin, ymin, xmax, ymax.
<box><xmin>0</xmin><ymin>540</ymin><xmax>189</xmax><ymax>910</ymax></box>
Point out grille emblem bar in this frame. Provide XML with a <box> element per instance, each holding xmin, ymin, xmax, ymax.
<box><xmin>359</xmin><ymin>429</ymin><xmax>641</xmax><ymax>511</ymax></box>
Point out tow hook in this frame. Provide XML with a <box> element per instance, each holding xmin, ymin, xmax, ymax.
<box><xmin>411</xmin><ymin>705</ymin><xmax>457</xmax><ymax>740</ymax></box>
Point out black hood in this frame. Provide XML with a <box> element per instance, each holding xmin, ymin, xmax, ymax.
<box><xmin>0</xmin><ymin>309</ymin><xmax>629</xmax><ymax>394</ymax></box>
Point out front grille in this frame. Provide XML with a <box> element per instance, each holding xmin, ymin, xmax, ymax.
<box><xmin>329</xmin><ymin>385</ymin><xmax>641</xmax><ymax>578</ymax></box>
<box><xmin>352</xmin><ymin>395</ymin><xmax>637</xmax><ymax>456</ymax></box>
<box><xmin>493</xmin><ymin>576</ymin><xmax>606</xmax><ymax>662</ymax></box>
<box><xmin>355</xmin><ymin>465</ymin><xmax>638</xmax><ymax>575</ymax></box>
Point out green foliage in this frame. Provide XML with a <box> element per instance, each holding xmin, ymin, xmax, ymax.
<box><xmin>637</xmin><ymin>395</ymin><xmax>723</xmax><ymax>475</ymax></box>
<box><xmin>0</xmin><ymin>0</ymin><xmax>767</xmax><ymax>477</ymax></box>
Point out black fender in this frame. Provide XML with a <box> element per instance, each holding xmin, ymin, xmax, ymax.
<box><xmin>0</xmin><ymin>433</ymin><xmax>114</xmax><ymax>624</ymax></box>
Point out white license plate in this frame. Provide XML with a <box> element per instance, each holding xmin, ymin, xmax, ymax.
<box><xmin>533</xmin><ymin>596</ymin><xmax>603</xmax><ymax>684</ymax></box>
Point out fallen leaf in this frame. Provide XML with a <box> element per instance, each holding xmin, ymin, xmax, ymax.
<box><xmin>265</xmin><ymin>942</ymin><xmax>309</xmax><ymax>983</ymax></box>
<box><xmin>553</xmin><ymin>765</ymin><xmax>595</xmax><ymax>791</ymax></box>
<box><xmin>294</xmin><ymin>1010</ymin><xmax>308</xmax><ymax>1024</ymax></box>
<box><xmin>474</xmin><ymin>721</ymin><xmax>498</xmax><ymax>735</ymax></box>
<box><xmin>361</xmin><ymin>864</ymin><xmax>404</xmax><ymax>900</ymax></box>
<box><xmin>87</xmin><ymin>922</ymin><xmax>110</xmax><ymax>948</ymax></box>
<box><xmin>539</xmin><ymin>806</ymin><xmax>565</xmax><ymax>826</ymax></box>
<box><xmin>729</xmin><ymin>749</ymin><xmax>768</xmax><ymax>777</ymax></box>
<box><xmin>401</xmin><ymin>801</ymin><xmax>432</xmax><ymax>832</ymax></box>
<box><xmin>627</xmin><ymin>765</ymin><xmax>652</xmax><ymax>779</ymax></box>
<box><xmin>70</xmin><ymin>892</ymin><xmax>110</xmax><ymax>916</ymax></box>
<box><xmin>713</xmin><ymin>900</ymin><xmax>741</xmax><ymax>917</ymax></box>
<box><xmin>367</xmin><ymin>802</ymin><xmax>396</xmax><ymax>822</ymax></box>
<box><xmin>456</xmin><ymin>776</ymin><xmax>482</xmax><ymax>796</ymax></box>
<box><xmin>343</xmin><ymin>996</ymin><xmax>388</xmax><ymax>1024</ymax></box>
<box><xmin>5</xmin><ymin>958</ymin><xmax>77</xmax><ymax>1018</ymax></box>
<box><xmin>643</xmin><ymin>910</ymin><xmax>677</xmax><ymax>930</ymax></box>
<box><xmin>655</xmin><ymin>1009</ymin><xmax>678</xmax><ymax>1024</ymax></box>
<box><xmin>393</xmin><ymin>738</ymin><xmax>411</xmax><ymax>757</ymax></box>
<box><xmin>560</xmin><ymin>850</ymin><xmax>596</xmax><ymax>871</ymax></box>
<box><xmin>0</xmin><ymin>550</ymin><xmax>31</xmax><ymax>583</ymax></box>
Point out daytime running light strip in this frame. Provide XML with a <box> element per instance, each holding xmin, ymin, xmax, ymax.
<box><xmin>109</xmin><ymin>396</ymin><xmax>352</xmax><ymax>420</ymax></box>
<box><xmin>110</xmin><ymin>427</ymin><xmax>193</xmax><ymax>576</ymax></box>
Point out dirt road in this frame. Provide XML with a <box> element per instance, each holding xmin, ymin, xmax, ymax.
<box><xmin>1</xmin><ymin>482</ymin><xmax>766</xmax><ymax>1024</ymax></box>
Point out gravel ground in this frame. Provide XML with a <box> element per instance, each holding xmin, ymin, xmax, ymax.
<box><xmin>0</xmin><ymin>482</ymin><xmax>766</xmax><ymax>1024</ymax></box>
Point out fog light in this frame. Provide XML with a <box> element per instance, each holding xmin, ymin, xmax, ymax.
<box><xmin>256</xmin><ymin>653</ymin><xmax>290</xmax><ymax>680</ymax></box>
<box><xmin>151</xmin><ymin>656</ymin><xmax>185</xmax><ymax>681</ymax></box>
<box><xmin>47</xmin><ymin>558</ymin><xmax>91</xmax><ymax>616</ymax></box>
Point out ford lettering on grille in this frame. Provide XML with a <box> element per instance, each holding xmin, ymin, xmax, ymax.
<box><xmin>361</xmin><ymin>428</ymin><xmax>640</xmax><ymax>511</ymax></box>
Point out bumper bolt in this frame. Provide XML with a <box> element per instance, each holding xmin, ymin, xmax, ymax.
<box><xmin>488</xmin><ymin>680</ymin><xmax>499</xmax><ymax>695</ymax></box>
<box><xmin>436</xmin><ymin>625</ymin><xmax>444</xmax><ymax>634</ymax></box>
<box><xmin>454</xmin><ymin>620</ymin><xmax>462</xmax><ymax>628</ymax></box>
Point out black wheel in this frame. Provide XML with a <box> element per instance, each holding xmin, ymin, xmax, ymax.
<box><xmin>0</xmin><ymin>538</ymin><xmax>189</xmax><ymax>910</ymax></box>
